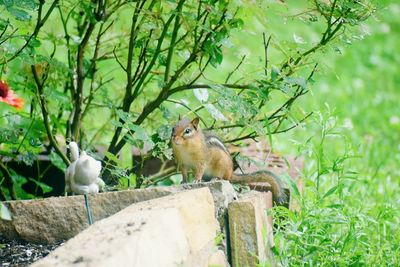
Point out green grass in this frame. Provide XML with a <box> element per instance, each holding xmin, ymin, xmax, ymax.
<box><xmin>266</xmin><ymin>2</ymin><xmax>400</xmax><ymax>266</ymax></box>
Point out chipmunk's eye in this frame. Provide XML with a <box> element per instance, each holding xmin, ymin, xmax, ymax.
<box><xmin>184</xmin><ymin>128</ymin><xmax>191</xmax><ymax>135</ymax></box>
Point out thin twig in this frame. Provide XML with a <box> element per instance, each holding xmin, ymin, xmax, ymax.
<box><xmin>165</xmin><ymin>99</ymin><xmax>206</xmax><ymax>125</ymax></box>
<box><xmin>273</xmin><ymin>112</ymin><xmax>313</xmax><ymax>134</ymax></box>
<box><xmin>0</xmin><ymin>28</ymin><xmax>18</xmax><ymax>46</ymax></box>
<box><xmin>113</xmin><ymin>47</ymin><xmax>126</xmax><ymax>72</ymax></box>
<box><xmin>263</xmin><ymin>34</ymin><xmax>272</xmax><ymax>77</ymax></box>
<box><xmin>225</xmin><ymin>55</ymin><xmax>246</xmax><ymax>83</ymax></box>
<box><xmin>31</xmin><ymin>66</ymin><xmax>70</xmax><ymax>165</ymax></box>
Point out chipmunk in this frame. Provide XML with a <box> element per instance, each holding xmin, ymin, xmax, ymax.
<box><xmin>171</xmin><ymin>117</ymin><xmax>287</xmax><ymax>204</ymax></box>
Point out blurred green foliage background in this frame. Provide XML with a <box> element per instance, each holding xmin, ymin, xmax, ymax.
<box><xmin>266</xmin><ymin>1</ymin><xmax>400</xmax><ymax>265</ymax></box>
<box><xmin>0</xmin><ymin>0</ymin><xmax>398</xmax><ymax>264</ymax></box>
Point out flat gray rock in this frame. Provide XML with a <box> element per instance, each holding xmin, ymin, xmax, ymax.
<box><xmin>0</xmin><ymin>181</ymin><xmax>236</xmax><ymax>244</ymax></box>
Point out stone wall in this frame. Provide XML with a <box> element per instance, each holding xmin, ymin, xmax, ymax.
<box><xmin>31</xmin><ymin>188</ymin><xmax>224</xmax><ymax>267</ymax></box>
<box><xmin>1</xmin><ymin>181</ymin><xmax>288</xmax><ymax>267</ymax></box>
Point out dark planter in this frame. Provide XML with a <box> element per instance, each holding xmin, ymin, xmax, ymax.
<box><xmin>6</xmin><ymin>155</ymin><xmax>65</xmax><ymax>198</ymax></box>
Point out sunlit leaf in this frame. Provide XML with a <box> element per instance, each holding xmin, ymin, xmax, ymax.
<box><xmin>204</xmin><ymin>103</ymin><xmax>227</xmax><ymax>121</ymax></box>
<box><xmin>193</xmin><ymin>88</ymin><xmax>209</xmax><ymax>102</ymax></box>
<box><xmin>271</xmin><ymin>66</ymin><xmax>280</xmax><ymax>81</ymax></box>
<box><xmin>0</xmin><ymin>203</ymin><xmax>12</xmax><ymax>221</ymax></box>
<box><xmin>7</xmin><ymin>7</ymin><xmax>31</xmax><ymax>21</ymax></box>
<box><xmin>157</xmin><ymin>124</ymin><xmax>172</xmax><ymax>141</ymax></box>
<box><xmin>27</xmin><ymin>177</ymin><xmax>52</xmax><ymax>194</ymax></box>
<box><xmin>293</xmin><ymin>33</ymin><xmax>306</xmax><ymax>44</ymax></box>
<box><xmin>49</xmin><ymin>152</ymin><xmax>66</xmax><ymax>171</ymax></box>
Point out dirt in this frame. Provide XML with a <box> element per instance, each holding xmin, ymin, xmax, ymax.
<box><xmin>0</xmin><ymin>235</ymin><xmax>62</xmax><ymax>267</ymax></box>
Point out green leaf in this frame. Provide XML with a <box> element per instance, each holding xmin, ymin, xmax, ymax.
<box><xmin>168</xmin><ymin>173</ymin><xmax>182</xmax><ymax>185</ymax></box>
<box><xmin>10</xmin><ymin>172</ymin><xmax>34</xmax><ymax>199</ymax></box>
<box><xmin>271</xmin><ymin>66</ymin><xmax>280</xmax><ymax>81</ymax></box>
<box><xmin>29</xmin><ymin>137</ymin><xmax>43</xmax><ymax>148</ymax></box>
<box><xmin>116</xmin><ymin>109</ymin><xmax>131</xmax><ymax>122</ymax></box>
<box><xmin>214</xmin><ymin>86</ymin><xmax>257</xmax><ymax>119</ymax></box>
<box><xmin>156</xmin><ymin>177</ymin><xmax>174</xmax><ymax>186</ymax></box>
<box><xmin>27</xmin><ymin>177</ymin><xmax>53</xmax><ymax>194</ymax></box>
<box><xmin>129</xmin><ymin>124</ymin><xmax>149</xmax><ymax>141</ymax></box>
<box><xmin>0</xmin><ymin>18</ymin><xmax>9</xmax><ymax>31</ymax></box>
<box><xmin>104</xmin><ymin>152</ymin><xmax>120</xmax><ymax>164</ymax></box>
<box><xmin>214</xmin><ymin>232</ymin><xmax>224</xmax><ymax>246</ymax></box>
<box><xmin>204</xmin><ymin>103</ymin><xmax>227</xmax><ymax>121</ymax></box>
<box><xmin>158</xmin><ymin>54</ymin><xmax>167</xmax><ymax>66</ymax></box>
<box><xmin>49</xmin><ymin>152</ymin><xmax>66</xmax><ymax>171</ymax></box>
<box><xmin>118</xmin><ymin>174</ymin><xmax>136</xmax><ymax>189</ymax></box>
<box><xmin>21</xmin><ymin>151</ymin><xmax>36</xmax><ymax>166</ymax></box>
<box><xmin>229</xmin><ymin>18</ymin><xmax>244</xmax><ymax>29</ymax></box>
<box><xmin>157</xmin><ymin>124</ymin><xmax>172</xmax><ymax>141</ymax></box>
<box><xmin>111</xmin><ymin>120</ymin><xmax>124</xmax><ymax>128</ymax></box>
<box><xmin>250</xmin><ymin>120</ymin><xmax>266</xmax><ymax>138</ymax></box>
<box><xmin>160</xmin><ymin>105</ymin><xmax>172</xmax><ymax>120</ymax></box>
<box><xmin>29</xmin><ymin>37</ymin><xmax>41</xmax><ymax>48</ymax></box>
<box><xmin>193</xmin><ymin>88</ymin><xmax>209</xmax><ymax>102</ymax></box>
<box><xmin>0</xmin><ymin>128</ymin><xmax>20</xmax><ymax>144</ymax></box>
<box><xmin>327</xmin><ymin>204</ymin><xmax>344</xmax><ymax>209</ymax></box>
<box><xmin>0</xmin><ymin>150</ymin><xmax>15</xmax><ymax>157</ymax></box>
<box><xmin>0</xmin><ymin>203</ymin><xmax>12</xmax><ymax>221</ymax></box>
<box><xmin>210</xmin><ymin>46</ymin><xmax>223</xmax><ymax>67</ymax></box>
<box><xmin>48</xmin><ymin>89</ymin><xmax>70</xmax><ymax>106</ymax></box>
<box><xmin>1</xmin><ymin>0</ymin><xmax>37</xmax><ymax>10</ymax></box>
<box><xmin>285</xmin><ymin>76</ymin><xmax>307</xmax><ymax>89</ymax></box>
<box><xmin>7</xmin><ymin>7</ymin><xmax>31</xmax><ymax>21</ymax></box>
<box><xmin>322</xmin><ymin>185</ymin><xmax>339</xmax><ymax>199</ymax></box>
<box><xmin>281</xmin><ymin>173</ymin><xmax>300</xmax><ymax>200</ymax></box>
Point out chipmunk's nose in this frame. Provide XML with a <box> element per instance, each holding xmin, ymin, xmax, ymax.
<box><xmin>173</xmin><ymin>136</ymin><xmax>183</xmax><ymax>145</ymax></box>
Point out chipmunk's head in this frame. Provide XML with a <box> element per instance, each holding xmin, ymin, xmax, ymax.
<box><xmin>171</xmin><ymin>117</ymin><xmax>200</xmax><ymax>145</ymax></box>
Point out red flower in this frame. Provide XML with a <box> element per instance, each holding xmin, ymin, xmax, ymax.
<box><xmin>0</xmin><ymin>80</ymin><xmax>24</xmax><ymax>110</ymax></box>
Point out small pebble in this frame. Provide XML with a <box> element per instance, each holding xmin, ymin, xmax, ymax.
<box><xmin>26</xmin><ymin>249</ymin><xmax>33</xmax><ymax>257</ymax></box>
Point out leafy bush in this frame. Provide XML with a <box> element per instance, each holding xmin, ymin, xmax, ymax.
<box><xmin>0</xmin><ymin>0</ymin><xmax>375</xmax><ymax>199</ymax></box>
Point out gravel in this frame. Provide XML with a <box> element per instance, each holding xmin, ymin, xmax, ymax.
<box><xmin>0</xmin><ymin>235</ymin><xmax>62</xmax><ymax>267</ymax></box>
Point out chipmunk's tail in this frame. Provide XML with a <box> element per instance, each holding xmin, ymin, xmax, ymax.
<box><xmin>69</xmin><ymin>142</ymin><xmax>80</xmax><ymax>162</ymax></box>
<box><xmin>231</xmin><ymin>170</ymin><xmax>287</xmax><ymax>205</ymax></box>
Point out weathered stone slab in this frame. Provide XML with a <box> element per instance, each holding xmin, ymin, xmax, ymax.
<box><xmin>181</xmin><ymin>180</ymin><xmax>237</xmax><ymax>218</ymax></box>
<box><xmin>31</xmin><ymin>188</ymin><xmax>219</xmax><ymax>267</ymax></box>
<box><xmin>1</xmin><ymin>187</ymin><xmax>178</xmax><ymax>244</ymax></box>
<box><xmin>181</xmin><ymin>180</ymin><xmax>237</xmax><ymax>259</ymax></box>
<box><xmin>228</xmin><ymin>191</ymin><xmax>274</xmax><ymax>267</ymax></box>
<box><xmin>0</xmin><ymin>181</ymin><xmax>236</xmax><ymax>244</ymax></box>
<box><xmin>208</xmin><ymin>249</ymin><xmax>230</xmax><ymax>267</ymax></box>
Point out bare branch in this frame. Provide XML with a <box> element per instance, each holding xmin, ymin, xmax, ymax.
<box><xmin>113</xmin><ymin>47</ymin><xmax>127</xmax><ymax>72</ymax></box>
<box><xmin>165</xmin><ymin>99</ymin><xmax>206</xmax><ymax>125</ymax></box>
<box><xmin>225</xmin><ymin>55</ymin><xmax>246</xmax><ymax>83</ymax></box>
<box><xmin>263</xmin><ymin>33</ymin><xmax>272</xmax><ymax>76</ymax></box>
<box><xmin>31</xmin><ymin>65</ymin><xmax>70</xmax><ymax>165</ymax></box>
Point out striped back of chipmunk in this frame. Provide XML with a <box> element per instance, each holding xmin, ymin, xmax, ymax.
<box><xmin>204</xmin><ymin>133</ymin><xmax>230</xmax><ymax>155</ymax></box>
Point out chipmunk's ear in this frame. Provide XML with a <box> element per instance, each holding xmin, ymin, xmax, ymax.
<box><xmin>191</xmin><ymin>117</ymin><xmax>200</xmax><ymax>130</ymax></box>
